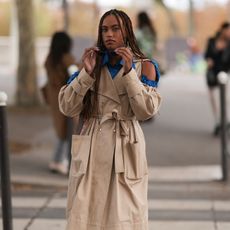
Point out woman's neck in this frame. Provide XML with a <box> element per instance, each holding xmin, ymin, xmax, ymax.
<box><xmin>109</xmin><ymin>53</ymin><xmax>121</xmax><ymax>66</ymax></box>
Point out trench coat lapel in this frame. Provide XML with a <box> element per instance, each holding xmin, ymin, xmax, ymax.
<box><xmin>113</xmin><ymin>60</ymin><xmax>143</xmax><ymax>95</ymax></box>
<box><xmin>98</xmin><ymin>67</ymin><xmax>121</xmax><ymax>104</ymax></box>
<box><xmin>113</xmin><ymin>67</ymin><xmax>126</xmax><ymax>96</ymax></box>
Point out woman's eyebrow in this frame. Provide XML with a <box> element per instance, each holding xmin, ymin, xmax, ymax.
<box><xmin>102</xmin><ymin>24</ymin><xmax>120</xmax><ymax>28</ymax></box>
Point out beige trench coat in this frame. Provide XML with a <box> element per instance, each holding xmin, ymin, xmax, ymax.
<box><xmin>59</xmin><ymin>60</ymin><xmax>161</xmax><ymax>230</ymax></box>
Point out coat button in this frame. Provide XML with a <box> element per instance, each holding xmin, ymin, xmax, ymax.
<box><xmin>99</xmin><ymin>128</ymin><xmax>102</xmax><ymax>132</ymax></box>
<box><xmin>113</xmin><ymin>129</ymin><xmax>116</xmax><ymax>133</ymax></box>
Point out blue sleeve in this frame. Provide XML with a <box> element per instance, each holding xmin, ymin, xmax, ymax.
<box><xmin>67</xmin><ymin>71</ymin><xmax>80</xmax><ymax>84</ymax></box>
<box><xmin>141</xmin><ymin>59</ymin><xmax>160</xmax><ymax>87</ymax></box>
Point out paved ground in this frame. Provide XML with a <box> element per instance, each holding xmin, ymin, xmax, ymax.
<box><xmin>1</xmin><ymin>179</ymin><xmax>230</xmax><ymax>230</ymax></box>
<box><xmin>1</xmin><ymin>69</ymin><xmax>230</xmax><ymax>229</ymax></box>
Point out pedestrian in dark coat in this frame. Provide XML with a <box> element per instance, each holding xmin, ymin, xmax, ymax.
<box><xmin>204</xmin><ymin>22</ymin><xmax>230</xmax><ymax>135</ymax></box>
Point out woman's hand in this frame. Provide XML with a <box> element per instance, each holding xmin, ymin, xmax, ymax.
<box><xmin>82</xmin><ymin>47</ymin><xmax>99</xmax><ymax>76</ymax></box>
<box><xmin>115</xmin><ymin>47</ymin><xmax>133</xmax><ymax>75</ymax></box>
<box><xmin>207</xmin><ymin>58</ymin><xmax>214</xmax><ymax>69</ymax></box>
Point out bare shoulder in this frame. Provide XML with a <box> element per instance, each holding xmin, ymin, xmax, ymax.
<box><xmin>141</xmin><ymin>60</ymin><xmax>156</xmax><ymax>81</ymax></box>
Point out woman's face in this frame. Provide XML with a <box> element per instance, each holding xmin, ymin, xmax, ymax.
<box><xmin>101</xmin><ymin>15</ymin><xmax>126</xmax><ymax>51</ymax></box>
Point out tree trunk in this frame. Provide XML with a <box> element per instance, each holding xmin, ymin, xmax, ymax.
<box><xmin>155</xmin><ymin>0</ymin><xmax>179</xmax><ymax>36</ymax></box>
<box><xmin>228</xmin><ymin>0</ymin><xmax>230</xmax><ymax>21</ymax></box>
<box><xmin>188</xmin><ymin>0</ymin><xmax>195</xmax><ymax>36</ymax></box>
<box><xmin>62</xmin><ymin>0</ymin><xmax>69</xmax><ymax>31</ymax></box>
<box><xmin>15</xmin><ymin>0</ymin><xmax>39</xmax><ymax>106</ymax></box>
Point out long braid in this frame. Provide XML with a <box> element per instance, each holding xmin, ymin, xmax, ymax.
<box><xmin>81</xmin><ymin>15</ymin><xmax>105</xmax><ymax>120</ymax></box>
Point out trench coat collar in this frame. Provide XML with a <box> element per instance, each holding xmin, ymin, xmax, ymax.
<box><xmin>101</xmin><ymin>51</ymin><xmax>136</xmax><ymax>69</ymax></box>
<box><xmin>99</xmin><ymin>52</ymin><xmax>138</xmax><ymax>104</ymax></box>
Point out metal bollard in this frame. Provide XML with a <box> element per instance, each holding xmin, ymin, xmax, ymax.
<box><xmin>0</xmin><ymin>91</ymin><xmax>13</xmax><ymax>230</ymax></box>
<box><xmin>218</xmin><ymin>72</ymin><xmax>229</xmax><ymax>182</ymax></box>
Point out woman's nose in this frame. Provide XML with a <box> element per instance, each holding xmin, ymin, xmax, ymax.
<box><xmin>106</xmin><ymin>29</ymin><xmax>113</xmax><ymax>37</ymax></box>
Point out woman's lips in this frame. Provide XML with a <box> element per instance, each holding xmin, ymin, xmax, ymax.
<box><xmin>105</xmin><ymin>40</ymin><xmax>115</xmax><ymax>45</ymax></box>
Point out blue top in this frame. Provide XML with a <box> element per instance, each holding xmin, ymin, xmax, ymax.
<box><xmin>67</xmin><ymin>52</ymin><xmax>160</xmax><ymax>87</ymax></box>
<box><xmin>101</xmin><ymin>52</ymin><xmax>136</xmax><ymax>79</ymax></box>
<box><xmin>67</xmin><ymin>70</ymin><xmax>80</xmax><ymax>84</ymax></box>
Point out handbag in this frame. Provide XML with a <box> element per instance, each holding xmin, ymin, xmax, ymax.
<box><xmin>206</xmin><ymin>69</ymin><xmax>216</xmax><ymax>86</ymax></box>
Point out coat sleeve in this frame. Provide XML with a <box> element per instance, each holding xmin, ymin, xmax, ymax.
<box><xmin>121</xmin><ymin>68</ymin><xmax>161</xmax><ymax>121</ymax></box>
<box><xmin>58</xmin><ymin>68</ymin><xmax>95</xmax><ymax>117</ymax></box>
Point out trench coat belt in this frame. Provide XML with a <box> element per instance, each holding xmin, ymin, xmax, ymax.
<box><xmin>94</xmin><ymin>111</ymin><xmax>137</xmax><ymax>173</ymax></box>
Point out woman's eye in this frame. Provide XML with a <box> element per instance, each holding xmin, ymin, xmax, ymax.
<box><xmin>102</xmin><ymin>28</ymin><xmax>107</xmax><ymax>33</ymax></box>
<box><xmin>113</xmin><ymin>27</ymin><xmax>120</xmax><ymax>32</ymax></box>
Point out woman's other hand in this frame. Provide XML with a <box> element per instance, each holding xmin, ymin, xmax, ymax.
<box><xmin>207</xmin><ymin>58</ymin><xmax>214</xmax><ymax>69</ymax></box>
<box><xmin>82</xmin><ymin>47</ymin><xmax>99</xmax><ymax>76</ymax></box>
<box><xmin>115</xmin><ymin>47</ymin><xmax>133</xmax><ymax>74</ymax></box>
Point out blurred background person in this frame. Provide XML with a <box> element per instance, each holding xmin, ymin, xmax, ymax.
<box><xmin>187</xmin><ymin>37</ymin><xmax>203</xmax><ymax>73</ymax></box>
<box><xmin>135</xmin><ymin>11</ymin><xmax>157</xmax><ymax>59</ymax></box>
<box><xmin>44</xmin><ymin>31</ymin><xmax>78</xmax><ymax>175</ymax></box>
<box><xmin>204</xmin><ymin>22</ymin><xmax>230</xmax><ymax>136</ymax></box>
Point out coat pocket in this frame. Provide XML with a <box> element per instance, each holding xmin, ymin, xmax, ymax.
<box><xmin>124</xmin><ymin>142</ymin><xmax>148</xmax><ymax>179</ymax></box>
<box><xmin>71</xmin><ymin>135</ymin><xmax>91</xmax><ymax>177</ymax></box>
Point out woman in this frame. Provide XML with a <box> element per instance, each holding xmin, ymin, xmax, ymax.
<box><xmin>204</xmin><ymin>22</ymin><xmax>230</xmax><ymax>135</ymax></box>
<box><xmin>45</xmin><ymin>31</ymin><xmax>78</xmax><ymax>175</ymax></box>
<box><xmin>135</xmin><ymin>11</ymin><xmax>157</xmax><ymax>59</ymax></box>
<box><xmin>59</xmin><ymin>9</ymin><xmax>161</xmax><ymax>229</ymax></box>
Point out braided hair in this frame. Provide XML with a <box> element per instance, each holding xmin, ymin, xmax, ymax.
<box><xmin>81</xmin><ymin>9</ymin><xmax>146</xmax><ymax>120</ymax></box>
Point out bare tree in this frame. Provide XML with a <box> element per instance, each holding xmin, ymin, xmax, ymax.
<box><xmin>154</xmin><ymin>0</ymin><xmax>179</xmax><ymax>36</ymax></box>
<box><xmin>228</xmin><ymin>0</ymin><xmax>230</xmax><ymax>21</ymax></box>
<box><xmin>188</xmin><ymin>0</ymin><xmax>195</xmax><ymax>36</ymax></box>
<box><xmin>62</xmin><ymin>0</ymin><xmax>69</xmax><ymax>31</ymax></box>
<box><xmin>15</xmin><ymin>0</ymin><xmax>39</xmax><ymax>105</ymax></box>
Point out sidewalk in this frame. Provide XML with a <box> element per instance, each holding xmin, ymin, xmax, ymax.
<box><xmin>8</xmin><ymin>106</ymin><xmax>68</xmax><ymax>188</ymax></box>
<box><xmin>1</xmin><ymin>70</ymin><xmax>230</xmax><ymax>229</ymax></box>
<box><xmin>1</xmin><ymin>179</ymin><xmax>230</xmax><ymax>230</ymax></box>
